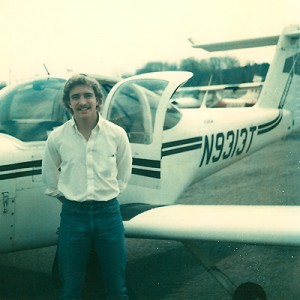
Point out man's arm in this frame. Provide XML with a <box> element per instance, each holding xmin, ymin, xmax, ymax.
<box><xmin>116</xmin><ymin>129</ymin><xmax>132</xmax><ymax>192</ymax></box>
<box><xmin>42</xmin><ymin>134</ymin><xmax>62</xmax><ymax>198</ymax></box>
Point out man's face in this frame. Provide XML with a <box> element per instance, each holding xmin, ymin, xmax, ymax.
<box><xmin>68</xmin><ymin>84</ymin><xmax>99</xmax><ymax>121</ymax></box>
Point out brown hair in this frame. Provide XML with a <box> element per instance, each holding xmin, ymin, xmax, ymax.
<box><xmin>62</xmin><ymin>74</ymin><xmax>104</xmax><ymax>114</ymax></box>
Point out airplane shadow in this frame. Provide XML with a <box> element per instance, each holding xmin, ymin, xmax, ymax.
<box><xmin>0</xmin><ymin>265</ymin><xmax>58</xmax><ymax>299</ymax></box>
<box><xmin>0</xmin><ymin>240</ymin><xmax>237</xmax><ymax>300</ymax></box>
<box><xmin>125</xmin><ymin>240</ymin><xmax>238</xmax><ymax>299</ymax></box>
<box><xmin>0</xmin><ymin>261</ymin><xmax>109</xmax><ymax>300</ymax></box>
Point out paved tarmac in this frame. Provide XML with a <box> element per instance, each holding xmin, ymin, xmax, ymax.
<box><xmin>0</xmin><ymin>128</ymin><xmax>299</xmax><ymax>300</ymax></box>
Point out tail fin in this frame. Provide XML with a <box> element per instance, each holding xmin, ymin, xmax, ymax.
<box><xmin>257</xmin><ymin>25</ymin><xmax>300</xmax><ymax>111</ymax></box>
<box><xmin>191</xmin><ymin>25</ymin><xmax>300</xmax><ymax>121</ymax></box>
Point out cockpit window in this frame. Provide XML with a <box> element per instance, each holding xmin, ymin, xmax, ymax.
<box><xmin>0</xmin><ymin>78</ymin><xmax>66</xmax><ymax>141</ymax></box>
<box><xmin>106</xmin><ymin>79</ymin><xmax>181</xmax><ymax>144</ymax></box>
<box><xmin>10</xmin><ymin>83</ymin><xmax>55</xmax><ymax>120</ymax></box>
<box><xmin>0</xmin><ymin>76</ymin><xmax>118</xmax><ymax>142</ymax></box>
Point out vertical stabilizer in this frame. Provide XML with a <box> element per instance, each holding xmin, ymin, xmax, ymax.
<box><xmin>191</xmin><ymin>24</ymin><xmax>300</xmax><ymax>126</ymax></box>
<box><xmin>257</xmin><ymin>24</ymin><xmax>300</xmax><ymax>112</ymax></box>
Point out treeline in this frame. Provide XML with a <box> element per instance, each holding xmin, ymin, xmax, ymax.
<box><xmin>130</xmin><ymin>56</ymin><xmax>269</xmax><ymax>87</ymax></box>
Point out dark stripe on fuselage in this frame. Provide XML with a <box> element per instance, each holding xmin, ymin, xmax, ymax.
<box><xmin>0</xmin><ymin>160</ymin><xmax>42</xmax><ymax>180</ymax></box>
<box><xmin>0</xmin><ymin>169</ymin><xmax>41</xmax><ymax>180</ymax></box>
<box><xmin>131</xmin><ymin>137</ymin><xmax>203</xmax><ymax>179</ymax></box>
<box><xmin>257</xmin><ymin>111</ymin><xmax>283</xmax><ymax>135</ymax></box>
<box><xmin>162</xmin><ymin>143</ymin><xmax>202</xmax><ymax>157</ymax></box>
<box><xmin>162</xmin><ymin>137</ymin><xmax>202</xmax><ymax>157</ymax></box>
<box><xmin>162</xmin><ymin>137</ymin><xmax>202</xmax><ymax>148</ymax></box>
<box><xmin>132</xmin><ymin>158</ymin><xmax>161</xmax><ymax>178</ymax></box>
<box><xmin>132</xmin><ymin>168</ymin><xmax>161</xmax><ymax>179</ymax></box>
<box><xmin>133</xmin><ymin>158</ymin><xmax>160</xmax><ymax>168</ymax></box>
<box><xmin>0</xmin><ymin>160</ymin><xmax>42</xmax><ymax>172</ymax></box>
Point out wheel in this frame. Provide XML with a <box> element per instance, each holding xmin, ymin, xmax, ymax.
<box><xmin>232</xmin><ymin>281</ymin><xmax>267</xmax><ymax>300</ymax></box>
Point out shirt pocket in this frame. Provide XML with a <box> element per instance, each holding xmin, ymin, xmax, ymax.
<box><xmin>98</xmin><ymin>152</ymin><xmax>117</xmax><ymax>178</ymax></box>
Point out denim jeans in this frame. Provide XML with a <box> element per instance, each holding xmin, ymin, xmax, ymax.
<box><xmin>58</xmin><ymin>198</ymin><xmax>128</xmax><ymax>300</ymax></box>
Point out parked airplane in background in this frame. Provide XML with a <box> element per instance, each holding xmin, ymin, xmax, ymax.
<box><xmin>172</xmin><ymin>82</ymin><xmax>263</xmax><ymax>108</ymax></box>
<box><xmin>0</xmin><ymin>24</ymin><xmax>300</xmax><ymax>298</ymax></box>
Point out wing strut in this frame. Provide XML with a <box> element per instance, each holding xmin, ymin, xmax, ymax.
<box><xmin>182</xmin><ymin>241</ymin><xmax>267</xmax><ymax>300</ymax></box>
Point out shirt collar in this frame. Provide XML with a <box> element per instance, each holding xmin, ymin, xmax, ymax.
<box><xmin>70</xmin><ymin>113</ymin><xmax>104</xmax><ymax>133</ymax></box>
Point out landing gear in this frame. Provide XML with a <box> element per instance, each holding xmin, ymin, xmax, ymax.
<box><xmin>182</xmin><ymin>241</ymin><xmax>267</xmax><ymax>300</ymax></box>
<box><xmin>233</xmin><ymin>282</ymin><xmax>267</xmax><ymax>300</ymax></box>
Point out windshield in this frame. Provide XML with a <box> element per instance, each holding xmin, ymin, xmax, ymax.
<box><xmin>106</xmin><ymin>79</ymin><xmax>181</xmax><ymax>144</ymax></box>
<box><xmin>0</xmin><ymin>78</ymin><xmax>66</xmax><ymax>141</ymax></box>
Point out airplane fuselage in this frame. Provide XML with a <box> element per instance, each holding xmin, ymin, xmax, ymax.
<box><xmin>122</xmin><ymin>105</ymin><xmax>293</xmax><ymax>206</ymax></box>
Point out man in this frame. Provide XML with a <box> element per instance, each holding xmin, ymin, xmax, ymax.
<box><xmin>42</xmin><ymin>74</ymin><xmax>132</xmax><ymax>299</ymax></box>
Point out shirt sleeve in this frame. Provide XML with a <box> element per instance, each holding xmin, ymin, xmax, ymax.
<box><xmin>42</xmin><ymin>133</ymin><xmax>62</xmax><ymax>197</ymax></box>
<box><xmin>116</xmin><ymin>129</ymin><xmax>132</xmax><ymax>192</ymax></box>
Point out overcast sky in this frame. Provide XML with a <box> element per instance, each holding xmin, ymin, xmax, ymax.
<box><xmin>1</xmin><ymin>0</ymin><xmax>299</xmax><ymax>83</ymax></box>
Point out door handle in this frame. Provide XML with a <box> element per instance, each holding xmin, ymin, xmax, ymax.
<box><xmin>2</xmin><ymin>192</ymin><xmax>9</xmax><ymax>213</ymax></box>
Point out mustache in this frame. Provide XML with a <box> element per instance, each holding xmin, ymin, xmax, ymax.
<box><xmin>77</xmin><ymin>104</ymin><xmax>91</xmax><ymax>110</ymax></box>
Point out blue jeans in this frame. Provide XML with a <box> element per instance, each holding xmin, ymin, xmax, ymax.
<box><xmin>58</xmin><ymin>198</ymin><xmax>128</xmax><ymax>300</ymax></box>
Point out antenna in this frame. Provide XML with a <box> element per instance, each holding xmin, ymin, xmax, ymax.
<box><xmin>202</xmin><ymin>74</ymin><xmax>213</xmax><ymax>108</ymax></box>
<box><xmin>43</xmin><ymin>63</ymin><xmax>50</xmax><ymax>76</ymax></box>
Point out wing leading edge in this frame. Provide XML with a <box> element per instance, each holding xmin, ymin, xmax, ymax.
<box><xmin>123</xmin><ymin>205</ymin><xmax>300</xmax><ymax>246</ymax></box>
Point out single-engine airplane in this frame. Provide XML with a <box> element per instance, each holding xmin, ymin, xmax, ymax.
<box><xmin>0</xmin><ymin>24</ymin><xmax>300</xmax><ymax>298</ymax></box>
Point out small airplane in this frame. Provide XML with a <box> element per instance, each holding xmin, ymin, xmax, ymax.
<box><xmin>171</xmin><ymin>81</ymin><xmax>263</xmax><ymax>108</ymax></box>
<box><xmin>0</xmin><ymin>24</ymin><xmax>300</xmax><ymax>298</ymax></box>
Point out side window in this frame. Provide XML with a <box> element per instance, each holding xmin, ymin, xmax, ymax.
<box><xmin>10</xmin><ymin>86</ymin><xmax>54</xmax><ymax>120</ymax></box>
<box><xmin>108</xmin><ymin>83</ymin><xmax>153</xmax><ymax>144</ymax></box>
<box><xmin>106</xmin><ymin>80</ymin><xmax>168</xmax><ymax>144</ymax></box>
<box><xmin>107</xmin><ymin>79</ymin><xmax>181</xmax><ymax>144</ymax></box>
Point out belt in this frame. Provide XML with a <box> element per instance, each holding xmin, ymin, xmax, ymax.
<box><xmin>63</xmin><ymin>197</ymin><xmax>117</xmax><ymax>204</ymax></box>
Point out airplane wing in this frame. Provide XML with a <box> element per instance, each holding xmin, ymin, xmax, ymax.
<box><xmin>122</xmin><ymin>204</ymin><xmax>300</xmax><ymax>246</ymax></box>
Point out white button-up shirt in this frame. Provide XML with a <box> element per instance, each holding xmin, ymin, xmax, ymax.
<box><xmin>42</xmin><ymin>115</ymin><xmax>132</xmax><ymax>201</ymax></box>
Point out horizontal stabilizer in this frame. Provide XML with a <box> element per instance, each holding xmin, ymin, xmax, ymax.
<box><xmin>191</xmin><ymin>35</ymin><xmax>279</xmax><ymax>51</ymax></box>
<box><xmin>191</xmin><ymin>24</ymin><xmax>300</xmax><ymax>52</ymax></box>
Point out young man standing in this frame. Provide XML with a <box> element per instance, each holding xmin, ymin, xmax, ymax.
<box><xmin>42</xmin><ymin>74</ymin><xmax>132</xmax><ymax>299</ymax></box>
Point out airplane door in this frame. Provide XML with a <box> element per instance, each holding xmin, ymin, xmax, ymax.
<box><xmin>0</xmin><ymin>177</ymin><xmax>16</xmax><ymax>252</ymax></box>
<box><xmin>102</xmin><ymin>71</ymin><xmax>192</xmax><ymax>192</ymax></box>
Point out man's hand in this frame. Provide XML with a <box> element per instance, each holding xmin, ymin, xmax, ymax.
<box><xmin>57</xmin><ymin>196</ymin><xmax>65</xmax><ymax>203</ymax></box>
